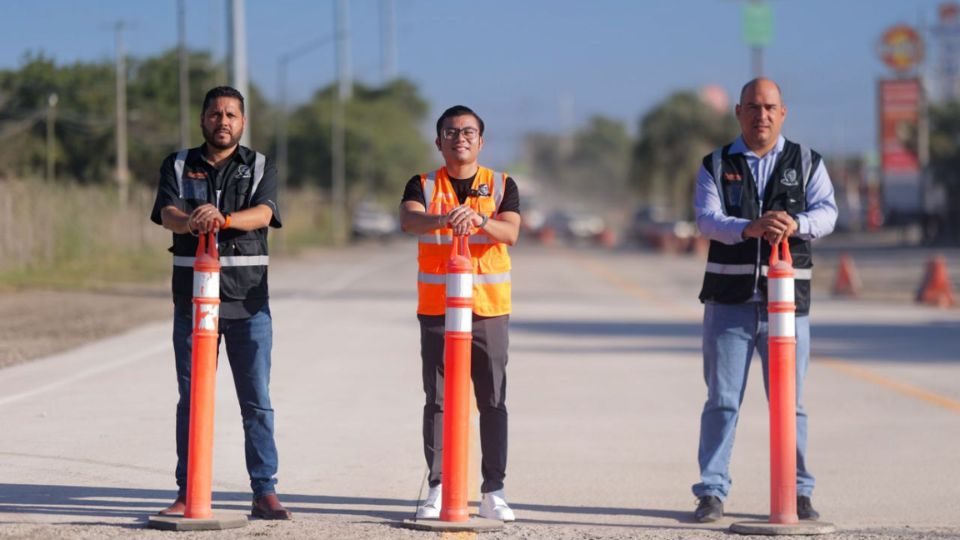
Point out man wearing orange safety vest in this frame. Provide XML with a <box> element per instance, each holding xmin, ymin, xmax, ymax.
<box><xmin>399</xmin><ymin>105</ymin><xmax>521</xmax><ymax>522</ymax></box>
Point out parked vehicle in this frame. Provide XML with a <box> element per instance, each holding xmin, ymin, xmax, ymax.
<box><xmin>351</xmin><ymin>200</ymin><xmax>398</xmax><ymax>241</ymax></box>
<box><xmin>629</xmin><ymin>206</ymin><xmax>697</xmax><ymax>252</ymax></box>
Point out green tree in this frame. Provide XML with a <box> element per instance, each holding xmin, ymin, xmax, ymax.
<box><xmin>521</xmin><ymin>115</ymin><xmax>632</xmax><ymax>206</ymax></box>
<box><xmin>0</xmin><ymin>49</ymin><xmax>273</xmax><ymax>186</ymax></box>
<box><xmin>630</xmin><ymin>91</ymin><xmax>738</xmax><ymax>219</ymax></box>
<box><xmin>927</xmin><ymin>100</ymin><xmax>960</xmax><ymax>242</ymax></box>
<box><xmin>285</xmin><ymin>78</ymin><xmax>431</xmax><ymax>200</ymax></box>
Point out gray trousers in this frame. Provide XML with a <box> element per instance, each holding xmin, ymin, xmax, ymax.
<box><xmin>419</xmin><ymin>314</ymin><xmax>509</xmax><ymax>494</ymax></box>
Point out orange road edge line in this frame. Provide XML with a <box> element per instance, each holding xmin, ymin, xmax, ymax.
<box><xmin>819</xmin><ymin>357</ymin><xmax>960</xmax><ymax>414</ymax></box>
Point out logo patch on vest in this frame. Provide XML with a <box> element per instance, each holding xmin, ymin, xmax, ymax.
<box><xmin>780</xmin><ymin>168</ymin><xmax>799</xmax><ymax>187</ymax></box>
<box><xmin>723</xmin><ymin>172</ymin><xmax>742</xmax><ymax>181</ymax></box>
<box><xmin>469</xmin><ymin>184</ymin><xmax>491</xmax><ymax>197</ymax></box>
<box><xmin>236</xmin><ymin>165</ymin><xmax>252</xmax><ymax>179</ymax></box>
<box><xmin>185</xmin><ymin>170</ymin><xmax>205</xmax><ymax>180</ymax></box>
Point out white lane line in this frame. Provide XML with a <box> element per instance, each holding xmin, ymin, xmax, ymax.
<box><xmin>0</xmin><ymin>341</ymin><xmax>168</xmax><ymax>407</ymax></box>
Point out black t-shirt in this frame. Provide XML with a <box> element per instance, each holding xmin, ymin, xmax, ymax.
<box><xmin>401</xmin><ymin>172</ymin><xmax>520</xmax><ymax>214</ymax></box>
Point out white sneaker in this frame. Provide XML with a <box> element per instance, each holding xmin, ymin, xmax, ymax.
<box><xmin>479</xmin><ymin>489</ymin><xmax>515</xmax><ymax>521</ymax></box>
<box><xmin>415</xmin><ymin>484</ymin><xmax>442</xmax><ymax>519</ymax></box>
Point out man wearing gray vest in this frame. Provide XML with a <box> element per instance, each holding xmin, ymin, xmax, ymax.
<box><xmin>150</xmin><ymin>86</ymin><xmax>291</xmax><ymax>520</ymax></box>
<box><xmin>691</xmin><ymin>78</ymin><xmax>837</xmax><ymax>523</ymax></box>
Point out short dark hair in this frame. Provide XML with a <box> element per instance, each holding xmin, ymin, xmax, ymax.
<box><xmin>202</xmin><ymin>86</ymin><xmax>245</xmax><ymax>115</ymax></box>
<box><xmin>436</xmin><ymin>105</ymin><xmax>484</xmax><ymax>138</ymax></box>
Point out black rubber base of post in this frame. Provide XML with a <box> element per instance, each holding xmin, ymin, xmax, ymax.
<box><xmin>147</xmin><ymin>513</ymin><xmax>248</xmax><ymax>531</ymax></box>
<box><xmin>730</xmin><ymin>520</ymin><xmax>837</xmax><ymax>535</ymax></box>
<box><xmin>401</xmin><ymin>516</ymin><xmax>505</xmax><ymax>532</ymax></box>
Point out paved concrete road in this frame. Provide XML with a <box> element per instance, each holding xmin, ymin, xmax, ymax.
<box><xmin>1</xmin><ymin>240</ymin><xmax>958</xmax><ymax>539</ymax></box>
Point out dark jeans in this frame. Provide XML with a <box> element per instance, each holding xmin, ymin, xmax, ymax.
<box><xmin>419</xmin><ymin>314</ymin><xmax>509</xmax><ymax>494</ymax></box>
<box><xmin>173</xmin><ymin>304</ymin><xmax>278</xmax><ymax>498</ymax></box>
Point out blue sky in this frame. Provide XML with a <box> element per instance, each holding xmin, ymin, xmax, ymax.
<box><xmin>0</xmin><ymin>0</ymin><xmax>948</xmax><ymax>168</ymax></box>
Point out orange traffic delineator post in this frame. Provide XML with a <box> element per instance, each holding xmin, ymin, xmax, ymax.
<box><xmin>731</xmin><ymin>241</ymin><xmax>835</xmax><ymax>536</ymax></box>
<box><xmin>916</xmin><ymin>255</ymin><xmax>956</xmax><ymax>309</ymax></box>
<box><xmin>832</xmin><ymin>253</ymin><xmax>861</xmax><ymax>298</ymax></box>
<box><xmin>402</xmin><ymin>234</ymin><xmax>502</xmax><ymax>533</ymax></box>
<box><xmin>149</xmin><ymin>231</ymin><xmax>246</xmax><ymax>532</ymax></box>
<box><xmin>440</xmin><ymin>234</ymin><xmax>473</xmax><ymax>523</ymax></box>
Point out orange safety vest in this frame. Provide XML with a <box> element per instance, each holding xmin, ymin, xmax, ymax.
<box><xmin>417</xmin><ymin>166</ymin><xmax>512</xmax><ymax>316</ymax></box>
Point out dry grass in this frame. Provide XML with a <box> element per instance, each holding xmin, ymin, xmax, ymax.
<box><xmin>0</xmin><ymin>179</ymin><xmax>332</xmax><ymax>290</ymax></box>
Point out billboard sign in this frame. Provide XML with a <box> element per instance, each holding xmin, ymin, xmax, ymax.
<box><xmin>878</xmin><ymin>25</ymin><xmax>924</xmax><ymax>72</ymax></box>
<box><xmin>878</xmin><ymin>78</ymin><xmax>923</xmax><ymax>215</ymax></box>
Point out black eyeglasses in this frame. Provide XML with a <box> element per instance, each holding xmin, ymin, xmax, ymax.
<box><xmin>441</xmin><ymin>127</ymin><xmax>480</xmax><ymax>141</ymax></box>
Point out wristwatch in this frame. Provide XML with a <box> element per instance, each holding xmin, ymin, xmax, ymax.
<box><xmin>478</xmin><ymin>214</ymin><xmax>489</xmax><ymax>229</ymax></box>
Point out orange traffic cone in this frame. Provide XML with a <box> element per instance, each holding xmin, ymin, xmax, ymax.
<box><xmin>832</xmin><ymin>253</ymin><xmax>861</xmax><ymax>297</ymax></box>
<box><xmin>916</xmin><ymin>255</ymin><xmax>957</xmax><ymax>308</ymax></box>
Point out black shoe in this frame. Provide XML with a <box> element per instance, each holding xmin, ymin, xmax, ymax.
<box><xmin>694</xmin><ymin>495</ymin><xmax>724</xmax><ymax>523</ymax></box>
<box><xmin>797</xmin><ymin>496</ymin><xmax>820</xmax><ymax>520</ymax></box>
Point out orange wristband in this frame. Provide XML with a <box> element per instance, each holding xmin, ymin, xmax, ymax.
<box><xmin>222</xmin><ymin>214</ymin><xmax>232</xmax><ymax>230</ymax></box>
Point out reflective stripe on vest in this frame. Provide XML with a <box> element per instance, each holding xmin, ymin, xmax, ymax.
<box><xmin>418</xmin><ymin>234</ymin><xmax>496</xmax><ymax>245</ymax></box>
<box><xmin>174</xmin><ymin>149</ymin><xmax>188</xmax><ymax>198</ymax></box>
<box><xmin>174</xmin><ymin>255</ymin><xmax>270</xmax><ymax>267</ymax></box>
<box><xmin>761</xmin><ymin>265</ymin><xmax>811</xmax><ymax>280</ymax></box>
<box><xmin>418</xmin><ymin>271</ymin><xmax>511</xmax><ymax>285</ymax></box>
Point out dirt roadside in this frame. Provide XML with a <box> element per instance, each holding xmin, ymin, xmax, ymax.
<box><xmin>0</xmin><ymin>283</ymin><xmax>171</xmax><ymax>369</ymax></box>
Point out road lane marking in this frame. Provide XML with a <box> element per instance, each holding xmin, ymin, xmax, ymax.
<box><xmin>565</xmin><ymin>249</ymin><xmax>960</xmax><ymax>415</ymax></box>
<box><xmin>819</xmin><ymin>357</ymin><xmax>960</xmax><ymax>414</ymax></box>
<box><xmin>0</xmin><ymin>342</ymin><xmax>168</xmax><ymax>407</ymax></box>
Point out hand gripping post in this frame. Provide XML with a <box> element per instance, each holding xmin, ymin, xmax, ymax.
<box><xmin>440</xmin><ymin>234</ymin><xmax>473</xmax><ymax>522</ymax></box>
<box><xmin>766</xmin><ymin>240</ymin><xmax>798</xmax><ymax>525</ymax></box>
<box><xmin>185</xmin><ymin>231</ymin><xmax>221</xmax><ymax>520</ymax></box>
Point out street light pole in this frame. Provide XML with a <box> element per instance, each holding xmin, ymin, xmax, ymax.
<box><xmin>115</xmin><ymin>21</ymin><xmax>130</xmax><ymax>206</ymax></box>
<box><xmin>178</xmin><ymin>0</ymin><xmax>190</xmax><ymax>149</ymax></box>
<box><xmin>46</xmin><ymin>93</ymin><xmax>58</xmax><ymax>182</ymax></box>
<box><xmin>331</xmin><ymin>0</ymin><xmax>351</xmax><ymax>244</ymax></box>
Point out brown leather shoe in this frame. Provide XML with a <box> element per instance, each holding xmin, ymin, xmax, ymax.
<box><xmin>157</xmin><ymin>495</ymin><xmax>186</xmax><ymax>516</ymax></box>
<box><xmin>251</xmin><ymin>493</ymin><xmax>292</xmax><ymax>520</ymax></box>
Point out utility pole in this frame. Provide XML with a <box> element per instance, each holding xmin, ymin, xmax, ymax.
<box><xmin>227</xmin><ymin>0</ymin><xmax>250</xmax><ymax>146</ymax></box>
<box><xmin>331</xmin><ymin>0</ymin><xmax>351</xmax><ymax>244</ymax></box>
<box><xmin>178</xmin><ymin>0</ymin><xmax>190</xmax><ymax>149</ymax></box>
<box><xmin>380</xmin><ymin>0</ymin><xmax>397</xmax><ymax>83</ymax></box>
<box><xmin>46</xmin><ymin>93</ymin><xmax>58</xmax><ymax>182</ymax></box>
<box><xmin>115</xmin><ymin>21</ymin><xmax>130</xmax><ymax>206</ymax></box>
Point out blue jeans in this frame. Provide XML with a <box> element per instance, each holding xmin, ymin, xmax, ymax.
<box><xmin>693</xmin><ymin>302</ymin><xmax>815</xmax><ymax>500</ymax></box>
<box><xmin>173</xmin><ymin>304</ymin><xmax>278</xmax><ymax>498</ymax></box>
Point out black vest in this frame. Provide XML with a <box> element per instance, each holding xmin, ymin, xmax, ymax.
<box><xmin>169</xmin><ymin>146</ymin><xmax>270</xmax><ymax>312</ymax></box>
<box><xmin>698</xmin><ymin>139</ymin><xmax>819</xmax><ymax>314</ymax></box>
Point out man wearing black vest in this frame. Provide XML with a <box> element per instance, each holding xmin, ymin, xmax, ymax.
<box><xmin>150</xmin><ymin>86</ymin><xmax>291</xmax><ymax>520</ymax></box>
<box><xmin>691</xmin><ymin>78</ymin><xmax>837</xmax><ymax>523</ymax></box>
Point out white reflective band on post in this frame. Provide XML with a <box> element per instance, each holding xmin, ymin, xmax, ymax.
<box><xmin>445</xmin><ymin>307</ymin><xmax>472</xmax><ymax>332</ymax></box>
<box><xmin>195</xmin><ymin>303</ymin><xmax>219</xmax><ymax>331</ymax></box>
<box><xmin>174</xmin><ymin>255</ymin><xmax>269</xmax><ymax>267</ymax></box>
<box><xmin>769</xmin><ymin>311</ymin><xmax>795</xmax><ymax>338</ymax></box>
<box><xmin>446</xmin><ymin>273</ymin><xmax>473</xmax><ymax>298</ymax></box>
<box><xmin>768</xmin><ymin>277</ymin><xmax>795</xmax><ymax>303</ymax></box>
<box><xmin>761</xmin><ymin>266</ymin><xmax>811</xmax><ymax>280</ymax></box>
<box><xmin>705</xmin><ymin>262</ymin><xmax>755</xmax><ymax>275</ymax></box>
<box><xmin>193</xmin><ymin>271</ymin><xmax>220</xmax><ymax>298</ymax></box>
